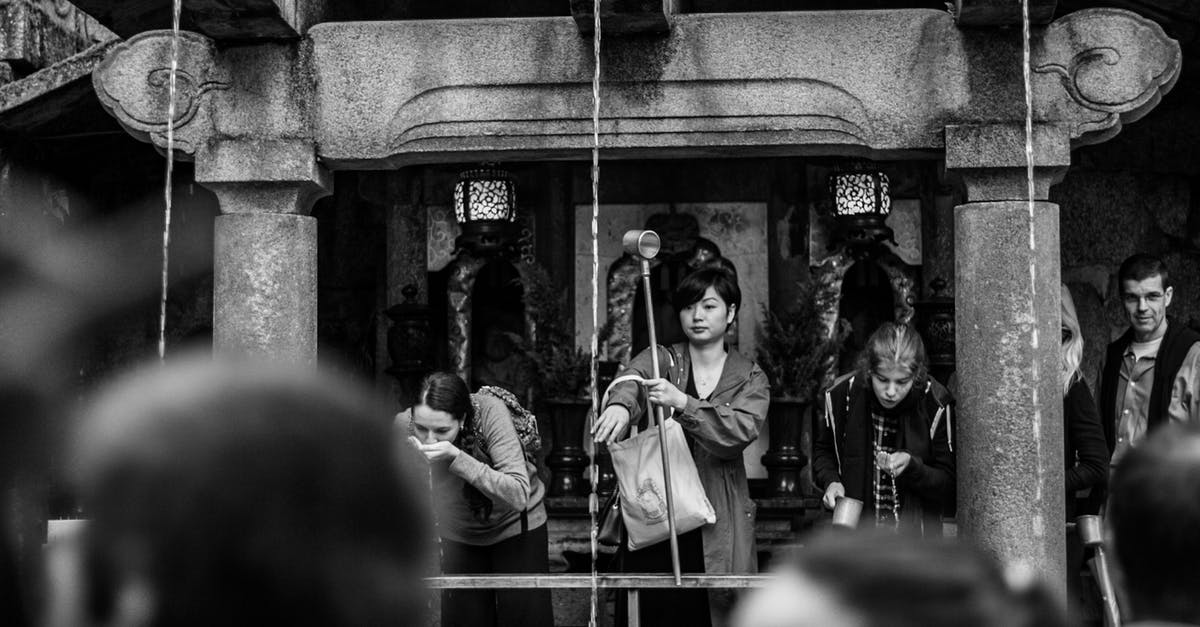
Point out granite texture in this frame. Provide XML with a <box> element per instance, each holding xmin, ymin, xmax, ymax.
<box><xmin>214</xmin><ymin>212</ymin><xmax>318</xmax><ymax>364</ymax></box>
<box><xmin>955</xmin><ymin>199</ymin><xmax>1066</xmax><ymax>595</ymax></box>
<box><xmin>299</xmin><ymin>8</ymin><xmax>1178</xmax><ymax>168</ymax></box>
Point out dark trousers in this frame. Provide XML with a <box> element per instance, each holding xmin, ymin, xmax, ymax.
<box><xmin>441</xmin><ymin>523</ymin><xmax>554</xmax><ymax>627</ymax></box>
<box><xmin>616</xmin><ymin>527</ymin><xmax>711</xmax><ymax>627</ymax></box>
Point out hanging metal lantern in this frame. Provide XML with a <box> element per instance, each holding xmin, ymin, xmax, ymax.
<box><xmin>453</xmin><ymin>165</ymin><xmax>517</xmax><ymax>254</ymax></box>
<box><xmin>385</xmin><ymin>284</ymin><xmax>432</xmax><ymax>377</ymax></box>
<box><xmin>828</xmin><ymin>162</ymin><xmax>894</xmax><ymax>254</ymax></box>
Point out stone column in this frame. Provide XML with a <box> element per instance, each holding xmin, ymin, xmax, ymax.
<box><xmin>946</xmin><ymin>124</ymin><xmax>1069</xmax><ymax>595</ymax></box>
<box><xmin>198</xmin><ymin>140</ymin><xmax>332</xmax><ymax>365</ymax></box>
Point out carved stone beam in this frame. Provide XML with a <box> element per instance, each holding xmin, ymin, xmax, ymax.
<box><xmin>1032</xmin><ymin>7</ymin><xmax>1181</xmax><ymax>148</ymax></box>
<box><xmin>187</xmin><ymin>0</ymin><xmax>321</xmax><ymax>40</ymax></box>
<box><xmin>0</xmin><ymin>0</ymin><xmax>116</xmax><ymax>78</ymax></box>
<box><xmin>92</xmin><ymin>29</ymin><xmax>327</xmax><ymax>185</ymax></box>
<box><xmin>570</xmin><ymin>0</ymin><xmax>675</xmax><ymax>36</ymax></box>
<box><xmin>72</xmin><ymin>0</ymin><xmax>324</xmax><ymax>40</ymax></box>
<box><xmin>307</xmin><ymin>8</ymin><xmax>1179</xmax><ymax>170</ymax></box>
<box><xmin>92</xmin><ymin>30</ymin><xmax>230</xmax><ymax>159</ymax></box>
<box><xmin>953</xmin><ymin>0</ymin><xmax>1057</xmax><ymax>27</ymax></box>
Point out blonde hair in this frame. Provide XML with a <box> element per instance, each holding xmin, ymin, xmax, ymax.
<box><xmin>1060</xmin><ymin>284</ymin><xmax>1083</xmax><ymax>397</ymax></box>
<box><xmin>856</xmin><ymin>322</ymin><xmax>929</xmax><ymax>386</ymax></box>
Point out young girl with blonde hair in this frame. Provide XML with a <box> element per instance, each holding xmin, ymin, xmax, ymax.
<box><xmin>812</xmin><ymin>322</ymin><xmax>955</xmax><ymax>535</ymax></box>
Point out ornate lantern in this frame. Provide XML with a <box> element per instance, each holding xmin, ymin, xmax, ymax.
<box><xmin>828</xmin><ymin>162</ymin><xmax>894</xmax><ymax>254</ymax></box>
<box><xmin>453</xmin><ymin>165</ymin><xmax>517</xmax><ymax>254</ymax></box>
<box><xmin>385</xmin><ymin>284</ymin><xmax>432</xmax><ymax>378</ymax></box>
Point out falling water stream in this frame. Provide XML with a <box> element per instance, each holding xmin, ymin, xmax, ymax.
<box><xmin>159</xmin><ymin>0</ymin><xmax>184</xmax><ymax>361</ymax></box>
<box><xmin>1020</xmin><ymin>0</ymin><xmax>1046</xmax><ymax>530</ymax></box>
<box><xmin>587</xmin><ymin>0</ymin><xmax>603</xmax><ymax>624</ymax></box>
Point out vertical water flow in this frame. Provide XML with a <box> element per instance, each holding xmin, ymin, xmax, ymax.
<box><xmin>587</xmin><ymin>0</ymin><xmax>603</xmax><ymax>625</ymax></box>
<box><xmin>158</xmin><ymin>0</ymin><xmax>184</xmax><ymax>361</ymax></box>
<box><xmin>1021</xmin><ymin>0</ymin><xmax>1045</xmax><ymax>517</ymax></box>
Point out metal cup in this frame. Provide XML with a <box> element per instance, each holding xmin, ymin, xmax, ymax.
<box><xmin>832</xmin><ymin>496</ymin><xmax>863</xmax><ymax>529</ymax></box>
<box><xmin>1076</xmin><ymin>514</ymin><xmax>1103</xmax><ymax>547</ymax></box>
<box><xmin>622</xmin><ymin>229</ymin><xmax>661</xmax><ymax>260</ymax></box>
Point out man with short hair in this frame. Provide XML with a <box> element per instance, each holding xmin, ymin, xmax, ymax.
<box><xmin>1108</xmin><ymin>425</ymin><xmax>1200</xmax><ymax>625</ymax></box>
<box><xmin>1099</xmin><ymin>254</ymin><xmax>1200</xmax><ymax>471</ymax></box>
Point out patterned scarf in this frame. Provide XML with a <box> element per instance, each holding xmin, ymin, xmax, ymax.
<box><xmin>871</xmin><ymin>409</ymin><xmax>901</xmax><ymax>528</ymax></box>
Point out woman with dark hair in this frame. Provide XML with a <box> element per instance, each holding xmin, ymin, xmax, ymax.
<box><xmin>396</xmin><ymin>371</ymin><xmax>552</xmax><ymax>627</ymax></box>
<box><xmin>812</xmin><ymin>322</ymin><xmax>955</xmax><ymax>536</ymax></box>
<box><xmin>594</xmin><ymin>266</ymin><xmax>771</xmax><ymax>627</ymax></box>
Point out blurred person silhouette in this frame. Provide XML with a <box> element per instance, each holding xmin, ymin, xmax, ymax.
<box><xmin>43</xmin><ymin>355</ymin><xmax>430</xmax><ymax>627</ymax></box>
<box><xmin>0</xmin><ymin>189</ymin><xmax>210</xmax><ymax>626</ymax></box>
<box><xmin>395</xmin><ymin>371</ymin><xmax>553</xmax><ymax>627</ymax></box>
<box><xmin>1108</xmin><ymin>424</ymin><xmax>1200</xmax><ymax>626</ymax></box>
<box><xmin>732</xmin><ymin>530</ymin><xmax>1068</xmax><ymax>627</ymax></box>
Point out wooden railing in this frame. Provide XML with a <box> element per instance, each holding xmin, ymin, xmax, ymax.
<box><xmin>425</xmin><ymin>574</ymin><xmax>772</xmax><ymax>627</ymax></box>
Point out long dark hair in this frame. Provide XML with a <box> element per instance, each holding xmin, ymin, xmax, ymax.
<box><xmin>417</xmin><ymin>371</ymin><xmax>473</xmax><ymax>425</ymax></box>
<box><xmin>416</xmin><ymin>371</ymin><xmax>495</xmax><ymax>522</ymax></box>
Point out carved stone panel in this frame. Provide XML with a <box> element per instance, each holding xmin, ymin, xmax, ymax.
<box><xmin>92</xmin><ymin>30</ymin><xmax>230</xmax><ymax>158</ymax></box>
<box><xmin>1033</xmin><ymin>7</ymin><xmax>1181</xmax><ymax>147</ymax></box>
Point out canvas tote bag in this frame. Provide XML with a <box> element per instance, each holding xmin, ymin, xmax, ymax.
<box><xmin>603</xmin><ymin>365</ymin><xmax>716</xmax><ymax>551</ymax></box>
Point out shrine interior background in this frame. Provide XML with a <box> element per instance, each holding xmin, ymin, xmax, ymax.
<box><xmin>1</xmin><ymin>0</ymin><xmax>1199</xmax><ymax>624</ymax></box>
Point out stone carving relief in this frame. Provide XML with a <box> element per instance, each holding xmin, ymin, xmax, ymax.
<box><xmin>604</xmin><ymin>256</ymin><xmax>641</xmax><ymax>365</ymax></box>
<box><xmin>383</xmin><ymin>78</ymin><xmax>873</xmax><ymax>164</ymax></box>
<box><xmin>445</xmin><ymin>252</ymin><xmax>539</xmax><ymax>386</ymax></box>
<box><xmin>92</xmin><ymin>30</ymin><xmax>230</xmax><ymax>158</ymax></box>
<box><xmin>1034</xmin><ymin>7</ymin><xmax>1181</xmax><ymax>147</ymax></box>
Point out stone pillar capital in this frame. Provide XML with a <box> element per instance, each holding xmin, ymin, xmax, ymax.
<box><xmin>944</xmin><ymin>123</ymin><xmax>1070</xmax><ymax>203</ymax></box>
<box><xmin>196</xmin><ymin>138</ymin><xmax>332</xmax><ymax>215</ymax></box>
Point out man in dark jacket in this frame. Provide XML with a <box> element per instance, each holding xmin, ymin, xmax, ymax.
<box><xmin>1099</xmin><ymin>254</ymin><xmax>1200</xmax><ymax>473</ymax></box>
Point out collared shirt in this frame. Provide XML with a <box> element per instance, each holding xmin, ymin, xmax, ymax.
<box><xmin>1111</xmin><ymin>337</ymin><xmax>1200</xmax><ymax>468</ymax></box>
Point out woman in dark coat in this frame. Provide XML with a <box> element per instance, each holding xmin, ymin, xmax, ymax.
<box><xmin>1059</xmin><ymin>285</ymin><xmax>1110</xmax><ymax>613</ymax></box>
<box><xmin>594</xmin><ymin>266</ymin><xmax>770</xmax><ymax>627</ymax></box>
<box><xmin>813</xmin><ymin>322</ymin><xmax>954</xmax><ymax>536</ymax></box>
<box><xmin>1059</xmin><ymin>284</ymin><xmax>1109</xmax><ymax>517</ymax></box>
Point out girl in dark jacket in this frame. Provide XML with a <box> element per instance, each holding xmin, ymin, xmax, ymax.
<box><xmin>813</xmin><ymin>322</ymin><xmax>954</xmax><ymax>536</ymax></box>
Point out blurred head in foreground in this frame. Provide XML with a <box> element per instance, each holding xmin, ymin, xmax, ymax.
<box><xmin>48</xmin><ymin>355</ymin><xmax>429</xmax><ymax>627</ymax></box>
<box><xmin>732</xmin><ymin>531</ymin><xmax>1066</xmax><ymax>627</ymax></box>
<box><xmin>1108</xmin><ymin>425</ymin><xmax>1200</xmax><ymax>624</ymax></box>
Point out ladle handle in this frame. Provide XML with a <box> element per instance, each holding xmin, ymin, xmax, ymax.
<box><xmin>639</xmin><ymin>257</ymin><xmax>680</xmax><ymax>586</ymax></box>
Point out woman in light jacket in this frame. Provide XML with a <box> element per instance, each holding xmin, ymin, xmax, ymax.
<box><xmin>396</xmin><ymin>372</ymin><xmax>552</xmax><ymax>627</ymax></box>
<box><xmin>594</xmin><ymin>266</ymin><xmax>770</xmax><ymax>627</ymax></box>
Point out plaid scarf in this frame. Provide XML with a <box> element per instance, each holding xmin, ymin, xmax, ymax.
<box><xmin>871</xmin><ymin>410</ymin><xmax>901</xmax><ymax>528</ymax></box>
